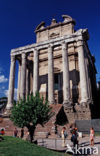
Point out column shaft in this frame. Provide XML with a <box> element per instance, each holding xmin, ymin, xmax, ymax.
<box><xmin>48</xmin><ymin>45</ymin><xmax>54</xmax><ymax>104</ymax></box>
<box><xmin>21</xmin><ymin>53</ymin><xmax>26</xmax><ymax>99</ymax></box>
<box><xmin>84</xmin><ymin>44</ymin><xmax>93</xmax><ymax>103</ymax></box>
<box><xmin>33</xmin><ymin>49</ymin><xmax>39</xmax><ymax>96</ymax></box>
<box><xmin>77</xmin><ymin>40</ymin><xmax>89</xmax><ymax>103</ymax></box>
<box><xmin>85</xmin><ymin>57</ymin><xmax>92</xmax><ymax>102</ymax></box>
<box><xmin>26</xmin><ymin>68</ymin><xmax>30</xmax><ymax>98</ymax></box>
<box><xmin>6</xmin><ymin>55</ymin><xmax>16</xmax><ymax>109</ymax></box>
<box><xmin>17</xmin><ymin>61</ymin><xmax>21</xmax><ymax>101</ymax></box>
<box><xmin>62</xmin><ymin>42</ymin><xmax>71</xmax><ymax>107</ymax></box>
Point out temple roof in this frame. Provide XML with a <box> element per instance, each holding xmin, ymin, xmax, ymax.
<box><xmin>35</xmin><ymin>14</ymin><xmax>75</xmax><ymax>33</ymax></box>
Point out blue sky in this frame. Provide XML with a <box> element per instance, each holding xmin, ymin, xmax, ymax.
<box><xmin>0</xmin><ymin>0</ymin><xmax>100</xmax><ymax>98</ymax></box>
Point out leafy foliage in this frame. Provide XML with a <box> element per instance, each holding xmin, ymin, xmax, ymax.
<box><xmin>10</xmin><ymin>93</ymin><xmax>52</xmax><ymax>141</ymax></box>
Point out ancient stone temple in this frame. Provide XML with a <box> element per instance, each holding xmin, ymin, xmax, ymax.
<box><xmin>6</xmin><ymin>15</ymin><xmax>97</xmax><ymax>122</ymax></box>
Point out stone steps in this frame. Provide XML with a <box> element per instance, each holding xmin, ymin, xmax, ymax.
<box><xmin>0</xmin><ymin>104</ymin><xmax>64</xmax><ymax>138</ymax></box>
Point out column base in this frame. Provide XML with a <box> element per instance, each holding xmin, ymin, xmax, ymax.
<box><xmin>49</xmin><ymin>100</ymin><xmax>55</xmax><ymax>105</ymax></box>
<box><xmin>80</xmin><ymin>98</ymin><xmax>93</xmax><ymax>106</ymax></box>
<box><xmin>63</xmin><ymin>100</ymin><xmax>72</xmax><ymax>109</ymax></box>
<box><xmin>3</xmin><ymin>108</ymin><xmax>12</xmax><ymax>117</ymax></box>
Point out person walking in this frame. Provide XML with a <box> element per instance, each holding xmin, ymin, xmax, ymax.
<box><xmin>61</xmin><ymin>127</ymin><xmax>67</xmax><ymax>147</ymax></box>
<box><xmin>90</xmin><ymin>127</ymin><xmax>95</xmax><ymax>146</ymax></box>
<box><xmin>13</xmin><ymin>128</ymin><xmax>18</xmax><ymax>137</ymax></box>
<box><xmin>71</xmin><ymin>128</ymin><xmax>78</xmax><ymax>148</ymax></box>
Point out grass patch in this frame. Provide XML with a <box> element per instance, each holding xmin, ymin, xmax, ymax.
<box><xmin>0</xmin><ymin>136</ymin><xmax>68</xmax><ymax>156</ymax></box>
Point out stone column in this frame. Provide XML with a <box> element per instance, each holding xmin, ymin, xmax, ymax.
<box><xmin>62</xmin><ymin>42</ymin><xmax>72</xmax><ymax>107</ymax></box>
<box><xmin>33</xmin><ymin>49</ymin><xmax>39</xmax><ymax>96</ymax></box>
<box><xmin>48</xmin><ymin>45</ymin><xmax>54</xmax><ymax>104</ymax></box>
<box><xmin>17</xmin><ymin>60</ymin><xmax>21</xmax><ymax>101</ymax></box>
<box><xmin>26</xmin><ymin>68</ymin><xmax>30</xmax><ymax>98</ymax></box>
<box><xmin>85</xmin><ymin>57</ymin><xmax>92</xmax><ymax>103</ymax></box>
<box><xmin>6</xmin><ymin>55</ymin><xmax>16</xmax><ymax>110</ymax></box>
<box><xmin>21</xmin><ymin>53</ymin><xmax>26</xmax><ymax>99</ymax></box>
<box><xmin>77</xmin><ymin>40</ymin><xmax>89</xmax><ymax>103</ymax></box>
<box><xmin>84</xmin><ymin>45</ymin><xmax>93</xmax><ymax>104</ymax></box>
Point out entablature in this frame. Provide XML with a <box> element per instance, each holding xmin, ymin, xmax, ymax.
<box><xmin>11</xmin><ymin>29</ymin><xmax>88</xmax><ymax>56</ymax></box>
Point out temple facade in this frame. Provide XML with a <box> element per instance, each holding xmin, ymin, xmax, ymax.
<box><xmin>6</xmin><ymin>15</ymin><xmax>97</xmax><ymax>122</ymax></box>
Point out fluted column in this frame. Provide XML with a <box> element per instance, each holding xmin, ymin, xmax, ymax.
<box><xmin>6</xmin><ymin>55</ymin><xmax>16</xmax><ymax>110</ymax></box>
<box><xmin>21</xmin><ymin>53</ymin><xmax>26</xmax><ymax>99</ymax></box>
<box><xmin>26</xmin><ymin>68</ymin><xmax>30</xmax><ymax>98</ymax></box>
<box><xmin>33</xmin><ymin>49</ymin><xmax>39</xmax><ymax>96</ymax></box>
<box><xmin>62</xmin><ymin>42</ymin><xmax>71</xmax><ymax>107</ymax></box>
<box><xmin>48</xmin><ymin>45</ymin><xmax>54</xmax><ymax>104</ymax></box>
<box><xmin>77</xmin><ymin>40</ymin><xmax>89</xmax><ymax>103</ymax></box>
<box><xmin>84</xmin><ymin>45</ymin><xmax>93</xmax><ymax>104</ymax></box>
<box><xmin>85</xmin><ymin>57</ymin><xmax>92</xmax><ymax>103</ymax></box>
<box><xmin>17</xmin><ymin>60</ymin><xmax>21</xmax><ymax>101</ymax></box>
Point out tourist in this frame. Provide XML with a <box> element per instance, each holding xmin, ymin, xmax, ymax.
<box><xmin>20</xmin><ymin>128</ymin><xmax>24</xmax><ymax>138</ymax></box>
<box><xmin>61</xmin><ymin>127</ymin><xmax>67</xmax><ymax>147</ymax></box>
<box><xmin>90</xmin><ymin>127</ymin><xmax>95</xmax><ymax>146</ymax></box>
<box><xmin>13</xmin><ymin>128</ymin><xmax>18</xmax><ymax>137</ymax></box>
<box><xmin>71</xmin><ymin>128</ymin><xmax>78</xmax><ymax>148</ymax></box>
<box><xmin>69</xmin><ymin>125</ymin><xmax>73</xmax><ymax>134</ymax></box>
<box><xmin>0</xmin><ymin>128</ymin><xmax>5</xmax><ymax>135</ymax></box>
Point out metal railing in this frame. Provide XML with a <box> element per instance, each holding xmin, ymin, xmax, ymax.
<box><xmin>36</xmin><ymin>138</ymin><xmax>71</xmax><ymax>151</ymax></box>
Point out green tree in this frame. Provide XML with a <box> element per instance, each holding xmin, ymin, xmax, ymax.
<box><xmin>10</xmin><ymin>93</ymin><xmax>52</xmax><ymax>142</ymax></box>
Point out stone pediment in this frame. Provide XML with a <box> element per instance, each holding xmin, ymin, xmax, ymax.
<box><xmin>35</xmin><ymin>21</ymin><xmax>45</xmax><ymax>32</ymax></box>
<box><xmin>62</xmin><ymin>15</ymin><xmax>73</xmax><ymax>22</ymax></box>
<box><xmin>49</xmin><ymin>32</ymin><xmax>59</xmax><ymax>39</ymax></box>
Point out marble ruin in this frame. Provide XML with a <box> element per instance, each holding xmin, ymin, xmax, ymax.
<box><xmin>6</xmin><ymin>15</ymin><xmax>97</xmax><ymax>122</ymax></box>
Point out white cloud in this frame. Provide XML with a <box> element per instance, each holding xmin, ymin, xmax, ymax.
<box><xmin>4</xmin><ymin>88</ymin><xmax>17</xmax><ymax>100</ymax></box>
<box><xmin>0</xmin><ymin>75</ymin><xmax>8</xmax><ymax>83</ymax></box>
<box><xmin>2</xmin><ymin>86</ymin><xmax>5</xmax><ymax>89</ymax></box>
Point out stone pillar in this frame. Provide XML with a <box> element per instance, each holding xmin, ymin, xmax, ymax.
<box><xmin>77</xmin><ymin>40</ymin><xmax>89</xmax><ymax>103</ymax></box>
<box><xmin>85</xmin><ymin>57</ymin><xmax>92</xmax><ymax>103</ymax></box>
<box><xmin>21</xmin><ymin>53</ymin><xmax>26</xmax><ymax>99</ymax></box>
<box><xmin>6</xmin><ymin>55</ymin><xmax>16</xmax><ymax>110</ymax></box>
<box><xmin>17</xmin><ymin>60</ymin><xmax>21</xmax><ymax>101</ymax></box>
<box><xmin>84</xmin><ymin>45</ymin><xmax>93</xmax><ymax>104</ymax></box>
<box><xmin>26</xmin><ymin>68</ymin><xmax>30</xmax><ymax>98</ymax></box>
<box><xmin>62</xmin><ymin>42</ymin><xmax>72</xmax><ymax>107</ymax></box>
<box><xmin>48</xmin><ymin>45</ymin><xmax>54</xmax><ymax>104</ymax></box>
<box><xmin>33</xmin><ymin>49</ymin><xmax>39</xmax><ymax>96</ymax></box>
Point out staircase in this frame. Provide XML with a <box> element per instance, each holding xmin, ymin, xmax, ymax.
<box><xmin>0</xmin><ymin>104</ymin><xmax>66</xmax><ymax>138</ymax></box>
<box><xmin>34</xmin><ymin>104</ymin><xmax>69</xmax><ymax>138</ymax></box>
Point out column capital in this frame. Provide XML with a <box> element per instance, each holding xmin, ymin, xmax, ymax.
<box><xmin>48</xmin><ymin>43</ymin><xmax>53</xmax><ymax>49</ymax></box>
<box><xmin>34</xmin><ymin>48</ymin><xmax>38</xmax><ymax>52</ymax></box>
<box><xmin>11</xmin><ymin>55</ymin><xmax>15</xmax><ymax>62</ymax></box>
<box><xmin>33</xmin><ymin>48</ymin><xmax>39</xmax><ymax>58</ymax></box>
<box><xmin>61</xmin><ymin>41</ymin><xmax>68</xmax><ymax>50</ymax></box>
<box><xmin>32</xmin><ymin>47</ymin><xmax>40</xmax><ymax>52</ymax></box>
<box><xmin>22</xmin><ymin>52</ymin><xmax>26</xmax><ymax>59</ymax></box>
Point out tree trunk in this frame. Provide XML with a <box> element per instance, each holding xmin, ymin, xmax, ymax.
<box><xmin>27</xmin><ymin>125</ymin><xmax>35</xmax><ymax>143</ymax></box>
